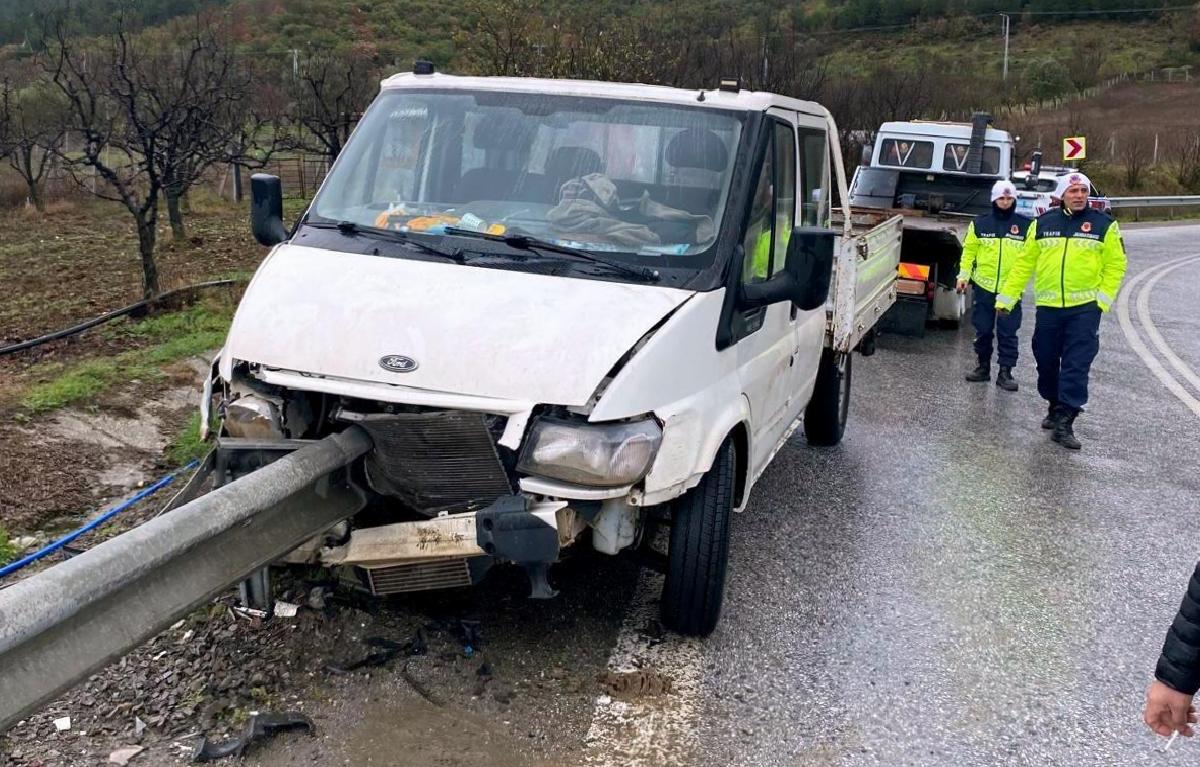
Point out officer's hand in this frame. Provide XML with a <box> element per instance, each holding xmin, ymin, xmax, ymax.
<box><xmin>955</xmin><ymin>279</ymin><xmax>968</xmax><ymax>294</ymax></box>
<box><xmin>996</xmin><ymin>307</ymin><xmax>1010</xmax><ymax>316</ymax></box>
<box><xmin>1144</xmin><ymin>680</ymin><xmax>1198</xmax><ymax>737</ymax></box>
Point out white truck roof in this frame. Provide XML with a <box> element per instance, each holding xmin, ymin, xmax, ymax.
<box><xmin>877</xmin><ymin>120</ymin><xmax>1011</xmax><ymax>143</ymax></box>
<box><xmin>379</xmin><ymin>72</ymin><xmax>834</xmax><ymax>122</ymax></box>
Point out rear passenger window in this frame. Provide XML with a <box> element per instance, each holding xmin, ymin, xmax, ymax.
<box><xmin>798</xmin><ymin>128</ymin><xmax>829</xmax><ymax>227</ymax></box>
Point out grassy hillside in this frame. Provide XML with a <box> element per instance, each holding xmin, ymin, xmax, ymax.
<box><xmin>4</xmin><ymin>0</ymin><xmax>1195</xmax><ymax>79</ymax></box>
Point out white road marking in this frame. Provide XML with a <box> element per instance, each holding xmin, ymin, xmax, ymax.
<box><xmin>1136</xmin><ymin>256</ymin><xmax>1200</xmax><ymax>395</ymax></box>
<box><xmin>1116</xmin><ymin>254</ymin><xmax>1200</xmax><ymax>418</ymax></box>
<box><xmin>582</xmin><ymin>570</ymin><xmax>705</xmax><ymax>767</ymax></box>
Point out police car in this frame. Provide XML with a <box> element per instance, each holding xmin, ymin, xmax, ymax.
<box><xmin>1012</xmin><ymin>164</ymin><xmax>1112</xmax><ymax>217</ymax></box>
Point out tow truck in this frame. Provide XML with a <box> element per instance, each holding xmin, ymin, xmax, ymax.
<box><xmin>847</xmin><ymin>114</ymin><xmax>1015</xmax><ymax>336</ymax></box>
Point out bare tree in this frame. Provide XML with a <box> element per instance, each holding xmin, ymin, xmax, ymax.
<box><xmin>152</xmin><ymin>21</ymin><xmax>255</xmax><ymax>240</ymax></box>
<box><xmin>288</xmin><ymin>50</ymin><xmax>377</xmax><ymax>166</ymax></box>
<box><xmin>1120</xmin><ymin>131</ymin><xmax>1151</xmax><ymax>191</ymax></box>
<box><xmin>0</xmin><ymin>79</ymin><xmax>69</xmax><ymax>212</ymax></box>
<box><xmin>1170</xmin><ymin>132</ymin><xmax>1200</xmax><ymax>193</ymax></box>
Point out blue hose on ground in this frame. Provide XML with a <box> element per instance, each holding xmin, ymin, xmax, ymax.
<box><xmin>0</xmin><ymin>459</ymin><xmax>200</xmax><ymax>581</ymax></box>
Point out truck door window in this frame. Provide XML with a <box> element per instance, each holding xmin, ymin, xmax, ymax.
<box><xmin>741</xmin><ymin>133</ymin><xmax>776</xmax><ymax>285</ymax></box>
<box><xmin>798</xmin><ymin>128</ymin><xmax>829</xmax><ymax>227</ymax></box>
<box><xmin>771</xmin><ymin>123</ymin><xmax>797</xmax><ymax>278</ymax></box>
<box><xmin>878</xmin><ymin>138</ymin><xmax>933</xmax><ymax>169</ymax></box>
<box><xmin>740</xmin><ymin>122</ymin><xmax>796</xmax><ymax>284</ymax></box>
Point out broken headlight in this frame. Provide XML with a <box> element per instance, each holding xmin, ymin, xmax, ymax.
<box><xmin>517</xmin><ymin>416</ymin><xmax>662</xmax><ymax>488</ymax></box>
<box><xmin>223</xmin><ymin>393</ymin><xmax>285</xmax><ymax>440</ymax></box>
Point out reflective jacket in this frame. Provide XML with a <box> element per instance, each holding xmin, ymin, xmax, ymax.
<box><xmin>957</xmin><ymin>211</ymin><xmax>1034</xmax><ymax>294</ymax></box>
<box><xmin>1156</xmin><ymin>560</ymin><xmax>1200</xmax><ymax>695</ymax></box>
<box><xmin>997</xmin><ymin>206</ymin><xmax>1127</xmax><ymax>312</ymax></box>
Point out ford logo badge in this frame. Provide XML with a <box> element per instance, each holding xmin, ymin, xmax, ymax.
<box><xmin>379</xmin><ymin>355</ymin><xmax>419</xmax><ymax>373</ymax></box>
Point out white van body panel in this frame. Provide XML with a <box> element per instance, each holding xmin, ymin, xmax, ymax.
<box><xmin>221</xmin><ymin>244</ymin><xmax>693</xmax><ymax>409</ymax></box>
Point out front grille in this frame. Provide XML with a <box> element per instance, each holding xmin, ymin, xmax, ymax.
<box><xmin>362</xmin><ymin>558</ymin><xmax>472</xmax><ymax>595</ymax></box>
<box><xmin>341</xmin><ymin>410</ymin><xmax>512</xmax><ymax>516</ymax></box>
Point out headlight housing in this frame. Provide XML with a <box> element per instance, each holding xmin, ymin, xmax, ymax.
<box><xmin>517</xmin><ymin>416</ymin><xmax>663</xmax><ymax>488</ymax></box>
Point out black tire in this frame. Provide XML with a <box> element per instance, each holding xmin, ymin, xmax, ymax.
<box><xmin>804</xmin><ymin>349</ymin><xmax>852</xmax><ymax>447</ymax></box>
<box><xmin>661</xmin><ymin>439</ymin><xmax>735</xmax><ymax>637</ymax></box>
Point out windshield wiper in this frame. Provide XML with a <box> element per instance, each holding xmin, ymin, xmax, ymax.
<box><xmin>442</xmin><ymin>227</ymin><xmax>660</xmax><ymax>282</ymax></box>
<box><xmin>304</xmin><ymin>219</ymin><xmax>465</xmax><ymax>264</ymax></box>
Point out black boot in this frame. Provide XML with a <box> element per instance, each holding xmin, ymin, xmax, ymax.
<box><xmin>965</xmin><ymin>363</ymin><xmax>990</xmax><ymax>382</ymax></box>
<box><xmin>1052</xmin><ymin>409</ymin><xmax>1082</xmax><ymax>450</ymax></box>
<box><xmin>996</xmin><ymin>367</ymin><xmax>1018</xmax><ymax>392</ymax></box>
<box><xmin>1041</xmin><ymin>402</ymin><xmax>1060</xmax><ymax>430</ymax></box>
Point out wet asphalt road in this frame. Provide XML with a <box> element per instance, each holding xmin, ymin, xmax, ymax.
<box><xmin>691</xmin><ymin>224</ymin><xmax>1200</xmax><ymax>766</ymax></box>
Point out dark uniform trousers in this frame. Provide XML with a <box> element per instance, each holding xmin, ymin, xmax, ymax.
<box><xmin>971</xmin><ymin>284</ymin><xmax>1022</xmax><ymax>368</ymax></box>
<box><xmin>1031</xmin><ymin>301</ymin><xmax>1102</xmax><ymax>413</ymax></box>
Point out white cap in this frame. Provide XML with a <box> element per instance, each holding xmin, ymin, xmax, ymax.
<box><xmin>991</xmin><ymin>179</ymin><xmax>1017</xmax><ymax>202</ymax></box>
<box><xmin>1055</xmin><ymin>171</ymin><xmax>1091</xmax><ymax>199</ymax></box>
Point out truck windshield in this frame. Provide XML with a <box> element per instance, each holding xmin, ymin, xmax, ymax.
<box><xmin>310</xmin><ymin>90</ymin><xmax>744</xmax><ymax>264</ymax></box>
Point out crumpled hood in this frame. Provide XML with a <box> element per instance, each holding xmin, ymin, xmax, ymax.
<box><xmin>221</xmin><ymin>244</ymin><xmax>693</xmax><ymax>407</ymax></box>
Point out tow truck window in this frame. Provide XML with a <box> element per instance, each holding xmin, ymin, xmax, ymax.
<box><xmin>943</xmin><ymin>143</ymin><xmax>1001</xmax><ymax>175</ymax></box>
<box><xmin>878</xmin><ymin>138</ymin><xmax>933</xmax><ymax>169</ymax></box>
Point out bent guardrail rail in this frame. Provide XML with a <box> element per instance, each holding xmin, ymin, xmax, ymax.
<box><xmin>0</xmin><ymin>426</ymin><xmax>372</xmax><ymax>732</ymax></box>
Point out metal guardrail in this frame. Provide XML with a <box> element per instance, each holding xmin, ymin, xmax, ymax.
<box><xmin>0</xmin><ymin>427</ymin><xmax>372</xmax><ymax>732</ymax></box>
<box><xmin>1109</xmin><ymin>196</ymin><xmax>1200</xmax><ymax>209</ymax></box>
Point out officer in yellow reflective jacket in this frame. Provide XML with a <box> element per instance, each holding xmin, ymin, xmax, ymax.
<box><xmin>957</xmin><ymin>180</ymin><xmax>1032</xmax><ymax>391</ymax></box>
<box><xmin>996</xmin><ymin>171</ymin><xmax>1128</xmax><ymax>450</ymax></box>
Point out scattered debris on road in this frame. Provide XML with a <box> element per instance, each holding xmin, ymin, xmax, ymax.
<box><xmin>191</xmin><ymin>711</ymin><xmax>313</xmax><ymax>762</ymax></box>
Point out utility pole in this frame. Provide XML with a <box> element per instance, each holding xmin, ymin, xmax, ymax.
<box><xmin>998</xmin><ymin>13</ymin><xmax>1011</xmax><ymax>82</ymax></box>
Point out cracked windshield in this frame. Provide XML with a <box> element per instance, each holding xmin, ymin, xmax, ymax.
<box><xmin>310</xmin><ymin>90</ymin><xmax>744</xmax><ymax>262</ymax></box>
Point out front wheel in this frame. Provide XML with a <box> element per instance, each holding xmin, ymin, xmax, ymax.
<box><xmin>804</xmin><ymin>349</ymin><xmax>852</xmax><ymax>447</ymax></box>
<box><xmin>661</xmin><ymin>439</ymin><xmax>735</xmax><ymax>637</ymax></box>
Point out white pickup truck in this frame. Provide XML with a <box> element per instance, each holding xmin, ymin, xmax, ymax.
<box><xmin>207</xmin><ymin>66</ymin><xmax>901</xmax><ymax>635</ymax></box>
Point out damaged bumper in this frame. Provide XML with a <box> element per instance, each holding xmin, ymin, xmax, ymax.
<box><xmin>318</xmin><ymin>495</ymin><xmax>584</xmax><ymax>599</ymax></box>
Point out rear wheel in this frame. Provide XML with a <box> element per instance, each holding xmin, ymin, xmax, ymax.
<box><xmin>804</xmin><ymin>349</ymin><xmax>852</xmax><ymax>446</ymax></box>
<box><xmin>661</xmin><ymin>439</ymin><xmax>735</xmax><ymax>637</ymax></box>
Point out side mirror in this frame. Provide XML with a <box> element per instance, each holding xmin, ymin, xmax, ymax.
<box><xmin>737</xmin><ymin>227</ymin><xmax>835</xmax><ymax>311</ymax></box>
<box><xmin>787</xmin><ymin>227</ymin><xmax>835</xmax><ymax>311</ymax></box>
<box><xmin>250</xmin><ymin>174</ymin><xmax>288</xmax><ymax>246</ymax></box>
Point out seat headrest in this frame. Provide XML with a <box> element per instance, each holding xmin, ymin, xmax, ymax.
<box><xmin>666</xmin><ymin>129</ymin><xmax>729</xmax><ymax>172</ymax></box>
<box><xmin>473</xmin><ymin>116</ymin><xmax>534</xmax><ymax>151</ymax></box>
<box><xmin>547</xmin><ymin>146</ymin><xmax>603</xmax><ymax>179</ymax></box>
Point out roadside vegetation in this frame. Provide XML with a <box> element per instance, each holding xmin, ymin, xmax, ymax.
<box><xmin>17</xmin><ymin>299</ymin><xmax>234</xmax><ymax>414</ymax></box>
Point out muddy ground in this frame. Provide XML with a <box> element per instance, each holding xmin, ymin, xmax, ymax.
<box><xmin>0</xmin><ymin>198</ymin><xmax>649</xmax><ymax>767</ymax></box>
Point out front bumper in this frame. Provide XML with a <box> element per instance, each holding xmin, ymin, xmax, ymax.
<box><xmin>317</xmin><ymin>495</ymin><xmax>587</xmax><ymax>597</ymax></box>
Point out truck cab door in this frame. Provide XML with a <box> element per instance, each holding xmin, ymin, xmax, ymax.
<box><xmin>734</xmin><ymin>112</ymin><xmax>806</xmax><ymax>476</ymax></box>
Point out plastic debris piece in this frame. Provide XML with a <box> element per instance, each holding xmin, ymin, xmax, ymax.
<box><xmin>273</xmin><ymin>601</ymin><xmax>299</xmax><ymax>618</ymax></box>
<box><xmin>191</xmin><ymin>712</ymin><xmax>313</xmax><ymax>762</ymax></box>
<box><xmin>325</xmin><ymin>632</ymin><xmax>425</xmax><ymax>675</ymax></box>
<box><xmin>109</xmin><ymin>745</ymin><xmax>145</xmax><ymax>765</ymax></box>
<box><xmin>134</xmin><ymin>717</ymin><xmax>147</xmax><ymax>737</ymax></box>
<box><xmin>54</xmin><ymin>716</ymin><xmax>71</xmax><ymax>732</ymax></box>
